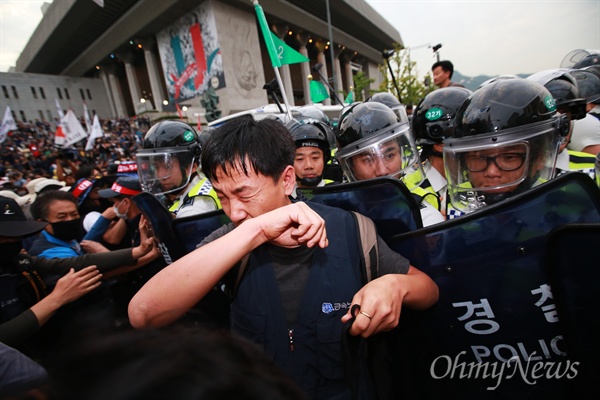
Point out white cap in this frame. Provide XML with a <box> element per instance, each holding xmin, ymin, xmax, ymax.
<box><xmin>35</xmin><ymin>178</ymin><xmax>67</xmax><ymax>194</ymax></box>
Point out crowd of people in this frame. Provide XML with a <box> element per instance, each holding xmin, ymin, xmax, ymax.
<box><xmin>1</xmin><ymin>56</ymin><xmax>600</xmax><ymax>399</ymax></box>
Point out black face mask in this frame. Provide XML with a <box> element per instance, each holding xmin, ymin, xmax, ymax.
<box><xmin>50</xmin><ymin>218</ymin><xmax>83</xmax><ymax>242</ymax></box>
<box><xmin>0</xmin><ymin>241</ymin><xmax>23</xmax><ymax>259</ymax></box>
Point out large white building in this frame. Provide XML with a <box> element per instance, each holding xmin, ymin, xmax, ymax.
<box><xmin>1</xmin><ymin>0</ymin><xmax>402</xmax><ymax>124</ymax></box>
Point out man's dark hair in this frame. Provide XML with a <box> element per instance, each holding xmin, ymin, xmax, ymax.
<box><xmin>45</xmin><ymin>326</ymin><xmax>307</xmax><ymax>400</ymax></box>
<box><xmin>202</xmin><ymin>115</ymin><xmax>296</xmax><ymax>184</ymax></box>
<box><xmin>30</xmin><ymin>190</ymin><xmax>78</xmax><ymax>221</ymax></box>
<box><xmin>432</xmin><ymin>60</ymin><xmax>454</xmax><ymax>79</ymax></box>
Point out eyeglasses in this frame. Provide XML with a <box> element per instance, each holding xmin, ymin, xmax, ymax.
<box><xmin>464</xmin><ymin>153</ymin><xmax>526</xmax><ymax>172</ymax></box>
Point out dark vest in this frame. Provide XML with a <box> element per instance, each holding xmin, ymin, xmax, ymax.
<box><xmin>231</xmin><ymin>203</ymin><xmax>366</xmax><ymax>400</ymax></box>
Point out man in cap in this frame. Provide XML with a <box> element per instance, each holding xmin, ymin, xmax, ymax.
<box><xmin>0</xmin><ymin>196</ymin><xmax>153</xmax><ymax>356</ymax></box>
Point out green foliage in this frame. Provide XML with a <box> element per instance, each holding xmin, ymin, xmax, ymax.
<box><xmin>379</xmin><ymin>43</ymin><xmax>435</xmax><ymax>106</ymax></box>
<box><xmin>353</xmin><ymin>71</ymin><xmax>375</xmax><ymax>102</ymax></box>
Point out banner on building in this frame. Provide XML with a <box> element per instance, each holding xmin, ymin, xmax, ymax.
<box><xmin>156</xmin><ymin>2</ymin><xmax>225</xmax><ymax>105</ymax></box>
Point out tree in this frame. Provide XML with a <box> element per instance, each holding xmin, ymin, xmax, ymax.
<box><xmin>352</xmin><ymin>71</ymin><xmax>375</xmax><ymax>102</ymax></box>
<box><xmin>379</xmin><ymin>43</ymin><xmax>435</xmax><ymax>106</ymax></box>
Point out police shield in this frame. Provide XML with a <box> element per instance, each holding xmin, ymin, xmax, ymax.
<box><xmin>132</xmin><ymin>192</ymin><xmax>187</xmax><ymax>264</ymax></box>
<box><xmin>173</xmin><ymin>209</ymin><xmax>231</xmax><ymax>253</ymax></box>
<box><xmin>298</xmin><ymin>177</ymin><xmax>423</xmax><ymax>240</ymax></box>
<box><xmin>387</xmin><ymin>173</ymin><xmax>600</xmax><ymax>398</ymax></box>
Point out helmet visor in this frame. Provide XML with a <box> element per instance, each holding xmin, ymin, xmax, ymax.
<box><xmin>444</xmin><ymin>122</ymin><xmax>561</xmax><ymax>213</ymax></box>
<box><xmin>136</xmin><ymin>149</ymin><xmax>194</xmax><ymax>195</ymax></box>
<box><xmin>337</xmin><ymin>124</ymin><xmax>424</xmax><ymax>189</ymax></box>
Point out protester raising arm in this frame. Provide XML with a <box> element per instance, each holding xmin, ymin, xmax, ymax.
<box><xmin>128</xmin><ymin>202</ymin><xmax>328</xmax><ymax>329</ymax></box>
<box><xmin>0</xmin><ymin>266</ymin><xmax>102</xmax><ymax>347</ymax></box>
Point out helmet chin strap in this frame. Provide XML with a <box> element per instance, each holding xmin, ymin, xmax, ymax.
<box><xmin>298</xmin><ymin>175</ymin><xmax>322</xmax><ymax>187</ymax></box>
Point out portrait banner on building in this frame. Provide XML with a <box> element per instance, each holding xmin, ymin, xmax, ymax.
<box><xmin>156</xmin><ymin>2</ymin><xmax>225</xmax><ymax>105</ymax></box>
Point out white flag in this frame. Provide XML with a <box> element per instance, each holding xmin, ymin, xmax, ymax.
<box><xmin>63</xmin><ymin>109</ymin><xmax>89</xmax><ymax>147</ymax></box>
<box><xmin>83</xmin><ymin>103</ymin><xmax>93</xmax><ymax>134</ymax></box>
<box><xmin>85</xmin><ymin>114</ymin><xmax>104</xmax><ymax>151</ymax></box>
<box><xmin>0</xmin><ymin>106</ymin><xmax>17</xmax><ymax>144</ymax></box>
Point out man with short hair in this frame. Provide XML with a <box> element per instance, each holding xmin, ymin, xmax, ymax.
<box><xmin>431</xmin><ymin>60</ymin><xmax>464</xmax><ymax>88</ymax></box>
<box><xmin>129</xmin><ymin>115</ymin><xmax>439</xmax><ymax>400</ymax></box>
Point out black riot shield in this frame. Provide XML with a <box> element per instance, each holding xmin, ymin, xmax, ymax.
<box><xmin>386</xmin><ymin>173</ymin><xmax>600</xmax><ymax>399</ymax></box>
<box><xmin>298</xmin><ymin>177</ymin><xmax>423</xmax><ymax>240</ymax></box>
<box><xmin>172</xmin><ymin>209</ymin><xmax>231</xmax><ymax>253</ymax></box>
<box><xmin>132</xmin><ymin>192</ymin><xmax>186</xmax><ymax>264</ymax></box>
<box><xmin>545</xmin><ymin>223</ymin><xmax>600</xmax><ymax>391</ymax></box>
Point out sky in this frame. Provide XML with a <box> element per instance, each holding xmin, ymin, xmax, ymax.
<box><xmin>0</xmin><ymin>0</ymin><xmax>598</xmax><ymax>77</ymax></box>
<box><xmin>366</xmin><ymin>0</ymin><xmax>600</xmax><ymax>78</ymax></box>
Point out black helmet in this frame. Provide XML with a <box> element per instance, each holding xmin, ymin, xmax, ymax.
<box><xmin>287</xmin><ymin>118</ymin><xmax>333</xmax><ymax>187</ymax></box>
<box><xmin>570</xmin><ymin>68</ymin><xmax>600</xmax><ymax>104</ymax></box>
<box><xmin>572</xmin><ymin>53</ymin><xmax>600</xmax><ymax>69</ymax></box>
<box><xmin>412</xmin><ymin>87</ymin><xmax>473</xmax><ymax>145</ymax></box>
<box><xmin>335</xmin><ymin>101</ymin><xmax>423</xmax><ymax>187</ymax></box>
<box><xmin>527</xmin><ymin>69</ymin><xmax>587</xmax><ymax>120</ymax></box>
<box><xmin>137</xmin><ymin>120</ymin><xmax>202</xmax><ymax>195</ymax></box>
<box><xmin>477</xmin><ymin>74</ymin><xmax>519</xmax><ymax>89</ymax></box>
<box><xmin>291</xmin><ymin>105</ymin><xmax>331</xmax><ymax>126</ymax></box>
<box><xmin>444</xmin><ymin>78</ymin><xmax>567</xmax><ymax>213</ymax></box>
<box><xmin>287</xmin><ymin>118</ymin><xmax>333</xmax><ymax>162</ymax></box>
<box><xmin>367</xmin><ymin>92</ymin><xmax>409</xmax><ymax>123</ymax></box>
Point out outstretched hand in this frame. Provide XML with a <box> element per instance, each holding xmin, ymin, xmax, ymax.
<box><xmin>132</xmin><ymin>237</ymin><xmax>155</xmax><ymax>260</ymax></box>
<box><xmin>51</xmin><ymin>266</ymin><xmax>103</xmax><ymax>306</ymax></box>
<box><xmin>254</xmin><ymin>202</ymin><xmax>328</xmax><ymax>249</ymax></box>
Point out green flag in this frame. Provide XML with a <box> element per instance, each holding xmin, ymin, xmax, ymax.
<box><xmin>254</xmin><ymin>1</ymin><xmax>308</xmax><ymax>67</ymax></box>
<box><xmin>270</xmin><ymin>33</ymin><xmax>309</xmax><ymax>65</ymax></box>
<box><xmin>310</xmin><ymin>80</ymin><xmax>329</xmax><ymax>103</ymax></box>
<box><xmin>344</xmin><ymin>90</ymin><xmax>355</xmax><ymax>104</ymax></box>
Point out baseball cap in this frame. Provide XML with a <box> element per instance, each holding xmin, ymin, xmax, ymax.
<box><xmin>98</xmin><ymin>176</ymin><xmax>142</xmax><ymax>198</ymax></box>
<box><xmin>35</xmin><ymin>178</ymin><xmax>68</xmax><ymax>194</ymax></box>
<box><xmin>0</xmin><ymin>190</ymin><xmax>34</xmax><ymax>206</ymax></box>
<box><xmin>0</xmin><ymin>196</ymin><xmax>48</xmax><ymax>237</ymax></box>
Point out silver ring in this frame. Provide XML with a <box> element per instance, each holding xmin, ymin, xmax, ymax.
<box><xmin>359</xmin><ymin>311</ymin><xmax>372</xmax><ymax>320</ymax></box>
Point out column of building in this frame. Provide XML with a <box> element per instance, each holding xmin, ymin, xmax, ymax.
<box><xmin>313</xmin><ymin>40</ymin><xmax>331</xmax><ymax>106</ymax></box>
<box><xmin>295</xmin><ymin>33</ymin><xmax>311</xmax><ymax>105</ymax></box>
<box><xmin>140</xmin><ymin>37</ymin><xmax>168</xmax><ymax>111</ymax></box>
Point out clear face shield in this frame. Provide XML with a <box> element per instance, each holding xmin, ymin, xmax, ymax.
<box><xmin>336</xmin><ymin>123</ymin><xmax>425</xmax><ymax>189</ymax></box>
<box><xmin>136</xmin><ymin>149</ymin><xmax>196</xmax><ymax>195</ymax></box>
<box><xmin>444</xmin><ymin>121</ymin><xmax>562</xmax><ymax>213</ymax></box>
<box><xmin>392</xmin><ymin>104</ymin><xmax>409</xmax><ymax>125</ymax></box>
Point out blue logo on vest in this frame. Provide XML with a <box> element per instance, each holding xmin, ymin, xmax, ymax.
<box><xmin>322</xmin><ymin>303</ymin><xmax>334</xmax><ymax>314</ymax></box>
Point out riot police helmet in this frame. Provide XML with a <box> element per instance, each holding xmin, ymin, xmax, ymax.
<box><xmin>412</xmin><ymin>87</ymin><xmax>473</xmax><ymax>145</ymax></box>
<box><xmin>136</xmin><ymin>120</ymin><xmax>202</xmax><ymax>195</ymax></box>
<box><xmin>335</xmin><ymin>101</ymin><xmax>424</xmax><ymax>188</ymax></box>
<box><xmin>444</xmin><ymin>78</ymin><xmax>567</xmax><ymax>213</ymax></box>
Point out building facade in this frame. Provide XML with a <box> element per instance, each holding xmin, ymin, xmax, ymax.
<box><xmin>7</xmin><ymin>0</ymin><xmax>402</xmax><ymax>124</ymax></box>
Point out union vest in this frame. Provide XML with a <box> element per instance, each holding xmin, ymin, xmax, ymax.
<box><xmin>231</xmin><ymin>202</ymin><xmax>370</xmax><ymax>400</ymax></box>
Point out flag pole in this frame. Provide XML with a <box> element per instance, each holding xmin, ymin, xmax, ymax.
<box><xmin>273</xmin><ymin>68</ymin><xmax>293</xmax><ymax>121</ymax></box>
<box><xmin>252</xmin><ymin>0</ymin><xmax>293</xmax><ymax>121</ymax></box>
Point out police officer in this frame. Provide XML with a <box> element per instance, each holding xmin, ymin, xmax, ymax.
<box><xmin>527</xmin><ymin>69</ymin><xmax>596</xmax><ymax>179</ymax></box>
<box><xmin>287</xmin><ymin>118</ymin><xmax>337</xmax><ymax>191</ymax></box>
<box><xmin>444</xmin><ymin>78</ymin><xmax>568</xmax><ymax>219</ymax></box>
<box><xmin>336</xmin><ymin>101</ymin><xmax>445</xmax><ymax>226</ymax></box>
<box><xmin>136</xmin><ymin>121</ymin><xmax>220</xmax><ymax>218</ymax></box>
<box><xmin>367</xmin><ymin>92</ymin><xmax>410</xmax><ymax>125</ymax></box>
<box><xmin>412</xmin><ymin>87</ymin><xmax>473</xmax><ymax>215</ymax></box>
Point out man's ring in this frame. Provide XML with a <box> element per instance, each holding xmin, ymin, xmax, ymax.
<box><xmin>359</xmin><ymin>311</ymin><xmax>372</xmax><ymax>320</ymax></box>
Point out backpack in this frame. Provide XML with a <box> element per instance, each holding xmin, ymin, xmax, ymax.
<box><xmin>0</xmin><ymin>270</ymin><xmax>47</xmax><ymax>324</ymax></box>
